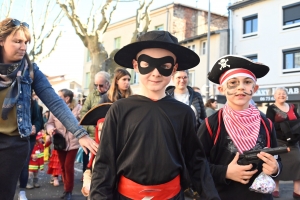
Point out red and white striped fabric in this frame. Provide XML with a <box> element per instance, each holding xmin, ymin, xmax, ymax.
<box><xmin>219</xmin><ymin>68</ymin><xmax>256</xmax><ymax>85</ymax></box>
<box><xmin>222</xmin><ymin>104</ymin><xmax>261</xmax><ymax>153</ymax></box>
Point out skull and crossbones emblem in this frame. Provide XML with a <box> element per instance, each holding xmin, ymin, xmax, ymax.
<box><xmin>218</xmin><ymin>59</ymin><xmax>230</xmax><ymax>70</ymax></box>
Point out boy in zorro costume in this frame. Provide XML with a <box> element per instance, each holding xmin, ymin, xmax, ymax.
<box><xmin>89</xmin><ymin>31</ymin><xmax>220</xmax><ymax>199</ymax></box>
<box><xmin>197</xmin><ymin>55</ymin><xmax>283</xmax><ymax>200</ymax></box>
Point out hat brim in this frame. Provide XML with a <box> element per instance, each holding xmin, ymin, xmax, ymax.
<box><xmin>208</xmin><ymin>55</ymin><xmax>270</xmax><ymax>84</ymax></box>
<box><xmin>79</xmin><ymin>103</ymin><xmax>112</xmax><ymax>126</ymax></box>
<box><xmin>114</xmin><ymin>41</ymin><xmax>200</xmax><ymax>71</ymax></box>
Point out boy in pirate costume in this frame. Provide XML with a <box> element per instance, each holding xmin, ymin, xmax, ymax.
<box><xmin>89</xmin><ymin>31</ymin><xmax>220</xmax><ymax>200</ymax></box>
<box><xmin>197</xmin><ymin>55</ymin><xmax>283</xmax><ymax>200</ymax></box>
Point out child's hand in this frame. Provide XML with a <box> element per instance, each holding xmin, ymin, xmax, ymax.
<box><xmin>32</xmin><ymin>154</ymin><xmax>37</xmax><ymax>161</ymax></box>
<box><xmin>81</xmin><ymin>186</ymin><xmax>90</xmax><ymax>197</ymax></box>
<box><xmin>226</xmin><ymin>152</ymin><xmax>258</xmax><ymax>184</ymax></box>
<box><xmin>257</xmin><ymin>151</ymin><xmax>278</xmax><ymax>175</ymax></box>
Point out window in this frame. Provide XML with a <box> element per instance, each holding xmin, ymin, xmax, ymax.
<box><xmin>191</xmin><ymin>45</ymin><xmax>195</xmax><ymax>52</ymax></box>
<box><xmin>155</xmin><ymin>24</ymin><xmax>164</xmax><ymax>31</ymax></box>
<box><xmin>70</xmin><ymin>82</ymin><xmax>75</xmax><ymax>89</ymax></box>
<box><xmin>243</xmin><ymin>14</ymin><xmax>258</xmax><ymax>35</ymax></box>
<box><xmin>245</xmin><ymin>54</ymin><xmax>258</xmax><ymax>62</ymax></box>
<box><xmin>201</xmin><ymin>41</ymin><xmax>206</xmax><ymax>55</ymax></box>
<box><xmin>133</xmin><ymin>72</ymin><xmax>139</xmax><ymax>84</ymax></box>
<box><xmin>283</xmin><ymin>2</ymin><xmax>300</xmax><ymax>26</ymax></box>
<box><xmin>114</xmin><ymin>37</ymin><xmax>121</xmax><ymax>49</ymax></box>
<box><xmin>283</xmin><ymin>48</ymin><xmax>300</xmax><ymax>72</ymax></box>
<box><xmin>187</xmin><ymin>45</ymin><xmax>195</xmax><ymax>51</ymax></box>
<box><xmin>188</xmin><ymin>70</ymin><xmax>195</xmax><ymax>86</ymax></box>
<box><xmin>87</xmin><ymin>50</ymin><xmax>91</xmax><ymax>62</ymax></box>
<box><xmin>85</xmin><ymin>72</ymin><xmax>91</xmax><ymax>88</ymax></box>
<box><xmin>130</xmin><ymin>70</ymin><xmax>139</xmax><ymax>84</ymax></box>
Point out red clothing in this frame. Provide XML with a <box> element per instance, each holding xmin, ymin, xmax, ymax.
<box><xmin>47</xmin><ymin>150</ymin><xmax>62</xmax><ymax>176</ymax></box>
<box><xmin>29</xmin><ymin>143</ymin><xmax>44</xmax><ymax>172</ymax></box>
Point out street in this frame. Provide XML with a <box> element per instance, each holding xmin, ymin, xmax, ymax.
<box><xmin>14</xmin><ymin>163</ymin><xmax>294</xmax><ymax>200</ymax></box>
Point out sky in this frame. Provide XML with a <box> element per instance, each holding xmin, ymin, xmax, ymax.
<box><xmin>0</xmin><ymin>0</ymin><xmax>230</xmax><ymax>83</ymax></box>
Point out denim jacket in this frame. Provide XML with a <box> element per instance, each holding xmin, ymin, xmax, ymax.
<box><xmin>17</xmin><ymin>63</ymin><xmax>87</xmax><ymax>139</ymax></box>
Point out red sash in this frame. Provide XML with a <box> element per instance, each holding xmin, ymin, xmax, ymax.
<box><xmin>118</xmin><ymin>175</ymin><xmax>181</xmax><ymax>200</ymax></box>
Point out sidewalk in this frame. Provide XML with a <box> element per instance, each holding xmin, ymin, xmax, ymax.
<box><xmin>14</xmin><ymin>163</ymin><xmax>85</xmax><ymax>200</ymax></box>
<box><xmin>15</xmin><ymin>162</ymin><xmax>294</xmax><ymax>200</ymax></box>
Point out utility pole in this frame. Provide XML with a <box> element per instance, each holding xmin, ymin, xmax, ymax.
<box><xmin>206</xmin><ymin>0</ymin><xmax>211</xmax><ymax>101</ymax></box>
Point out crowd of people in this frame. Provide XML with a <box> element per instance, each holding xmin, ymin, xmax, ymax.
<box><xmin>0</xmin><ymin>17</ymin><xmax>299</xmax><ymax>200</ymax></box>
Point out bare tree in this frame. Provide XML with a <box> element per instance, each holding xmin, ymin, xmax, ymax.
<box><xmin>28</xmin><ymin>0</ymin><xmax>64</xmax><ymax>63</ymax></box>
<box><xmin>56</xmin><ymin>0</ymin><xmax>119</xmax><ymax>92</ymax></box>
<box><xmin>0</xmin><ymin>0</ymin><xmax>14</xmax><ymax>19</ymax></box>
<box><xmin>131</xmin><ymin>0</ymin><xmax>153</xmax><ymax>43</ymax></box>
<box><xmin>0</xmin><ymin>0</ymin><xmax>64</xmax><ymax>63</ymax></box>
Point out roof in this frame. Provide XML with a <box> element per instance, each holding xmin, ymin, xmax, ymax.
<box><xmin>228</xmin><ymin>0</ymin><xmax>264</xmax><ymax>11</ymax></box>
<box><xmin>110</xmin><ymin>2</ymin><xmax>228</xmax><ymax>25</ymax></box>
<box><xmin>179</xmin><ymin>29</ymin><xmax>228</xmax><ymax>44</ymax></box>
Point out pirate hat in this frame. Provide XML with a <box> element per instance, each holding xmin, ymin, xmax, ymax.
<box><xmin>208</xmin><ymin>55</ymin><xmax>269</xmax><ymax>84</ymax></box>
<box><xmin>79</xmin><ymin>103</ymin><xmax>112</xmax><ymax>126</ymax></box>
<box><xmin>114</xmin><ymin>31</ymin><xmax>200</xmax><ymax>70</ymax></box>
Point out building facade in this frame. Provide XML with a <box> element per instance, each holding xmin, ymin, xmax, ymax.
<box><xmin>82</xmin><ymin>2</ymin><xmax>228</xmax><ymax>96</ymax></box>
<box><xmin>228</xmin><ymin>0</ymin><xmax>300</xmax><ymax>114</ymax></box>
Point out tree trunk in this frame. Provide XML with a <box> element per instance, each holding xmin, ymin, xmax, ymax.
<box><xmin>88</xmin><ymin>41</ymin><xmax>108</xmax><ymax>92</ymax></box>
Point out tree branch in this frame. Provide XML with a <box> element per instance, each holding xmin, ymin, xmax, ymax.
<box><xmin>87</xmin><ymin>0</ymin><xmax>96</xmax><ymax>34</ymax></box>
<box><xmin>6</xmin><ymin>0</ymin><xmax>14</xmax><ymax>18</ymax></box>
<box><xmin>96</xmin><ymin>0</ymin><xmax>118</xmax><ymax>42</ymax></box>
<box><xmin>39</xmin><ymin>31</ymin><xmax>63</xmax><ymax>62</ymax></box>
<box><xmin>56</xmin><ymin>0</ymin><xmax>87</xmax><ymax>44</ymax></box>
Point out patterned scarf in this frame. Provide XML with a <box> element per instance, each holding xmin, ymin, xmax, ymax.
<box><xmin>0</xmin><ymin>58</ymin><xmax>25</xmax><ymax>120</ymax></box>
<box><xmin>223</xmin><ymin>104</ymin><xmax>261</xmax><ymax>153</ymax></box>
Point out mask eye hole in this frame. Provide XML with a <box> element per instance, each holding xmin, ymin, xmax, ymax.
<box><xmin>160</xmin><ymin>63</ymin><xmax>173</xmax><ymax>69</ymax></box>
<box><xmin>140</xmin><ymin>61</ymin><xmax>149</xmax><ymax>68</ymax></box>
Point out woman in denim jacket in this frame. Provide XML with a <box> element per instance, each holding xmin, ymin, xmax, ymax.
<box><xmin>0</xmin><ymin>18</ymin><xmax>98</xmax><ymax>200</ymax></box>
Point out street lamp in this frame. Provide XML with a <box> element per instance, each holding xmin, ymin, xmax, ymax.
<box><xmin>206</xmin><ymin>0</ymin><xmax>211</xmax><ymax>101</ymax></box>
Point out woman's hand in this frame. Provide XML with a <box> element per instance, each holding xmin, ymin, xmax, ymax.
<box><xmin>257</xmin><ymin>151</ymin><xmax>278</xmax><ymax>175</ymax></box>
<box><xmin>226</xmin><ymin>152</ymin><xmax>258</xmax><ymax>184</ymax></box>
<box><xmin>48</xmin><ymin>128</ymin><xmax>56</xmax><ymax>137</ymax></box>
<box><xmin>30</xmin><ymin>125</ymin><xmax>36</xmax><ymax>135</ymax></box>
<box><xmin>78</xmin><ymin>135</ymin><xmax>98</xmax><ymax>155</ymax></box>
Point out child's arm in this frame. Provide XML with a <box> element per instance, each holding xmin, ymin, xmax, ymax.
<box><xmin>81</xmin><ymin>169</ymin><xmax>92</xmax><ymax>197</ymax></box>
<box><xmin>258</xmin><ymin>121</ymin><xmax>282</xmax><ymax>177</ymax></box>
<box><xmin>89</xmin><ymin>106</ymin><xmax>118</xmax><ymax>199</ymax></box>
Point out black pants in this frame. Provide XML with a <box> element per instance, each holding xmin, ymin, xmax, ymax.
<box><xmin>0</xmin><ymin>134</ymin><xmax>29</xmax><ymax>200</ymax></box>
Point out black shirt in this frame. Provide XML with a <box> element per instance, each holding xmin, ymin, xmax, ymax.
<box><xmin>90</xmin><ymin>95</ymin><xmax>219</xmax><ymax>200</ymax></box>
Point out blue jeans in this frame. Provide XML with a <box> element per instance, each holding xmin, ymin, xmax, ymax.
<box><xmin>19</xmin><ymin>137</ymin><xmax>36</xmax><ymax>189</ymax></box>
<box><xmin>0</xmin><ymin>134</ymin><xmax>29</xmax><ymax>200</ymax></box>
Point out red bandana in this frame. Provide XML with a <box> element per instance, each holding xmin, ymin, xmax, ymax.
<box><xmin>223</xmin><ymin>104</ymin><xmax>261</xmax><ymax>153</ymax></box>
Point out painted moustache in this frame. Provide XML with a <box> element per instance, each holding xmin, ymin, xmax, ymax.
<box><xmin>227</xmin><ymin>90</ymin><xmax>253</xmax><ymax>96</ymax></box>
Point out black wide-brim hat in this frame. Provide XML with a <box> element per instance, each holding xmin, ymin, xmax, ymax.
<box><xmin>114</xmin><ymin>31</ymin><xmax>200</xmax><ymax>70</ymax></box>
<box><xmin>79</xmin><ymin>103</ymin><xmax>112</xmax><ymax>126</ymax></box>
<box><xmin>208</xmin><ymin>55</ymin><xmax>270</xmax><ymax>84</ymax></box>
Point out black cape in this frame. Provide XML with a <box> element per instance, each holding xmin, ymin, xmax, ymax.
<box><xmin>90</xmin><ymin>95</ymin><xmax>219</xmax><ymax>200</ymax></box>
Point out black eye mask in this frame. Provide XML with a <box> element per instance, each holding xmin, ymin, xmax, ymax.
<box><xmin>137</xmin><ymin>54</ymin><xmax>175</xmax><ymax>76</ymax></box>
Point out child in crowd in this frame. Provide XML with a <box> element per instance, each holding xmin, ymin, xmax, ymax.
<box><xmin>82</xmin><ymin>118</ymin><xmax>105</xmax><ymax>198</ymax></box>
<box><xmin>42</xmin><ymin>129</ymin><xmax>51</xmax><ymax>163</ymax></box>
<box><xmin>197</xmin><ymin>55</ymin><xmax>282</xmax><ymax>200</ymax></box>
<box><xmin>28</xmin><ymin>132</ymin><xmax>44</xmax><ymax>188</ymax></box>
<box><xmin>79</xmin><ymin>103</ymin><xmax>112</xmax><ymax>198</ymax></box>
<box><xmin>89</xmin><ymin>31</ymin><xmax>220</xmax><ymax>199</ymax></box>
<box><xmin>47</xmin><ymin>146</ymin><xmax>62</xmax><ymax>187</ymax></box>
